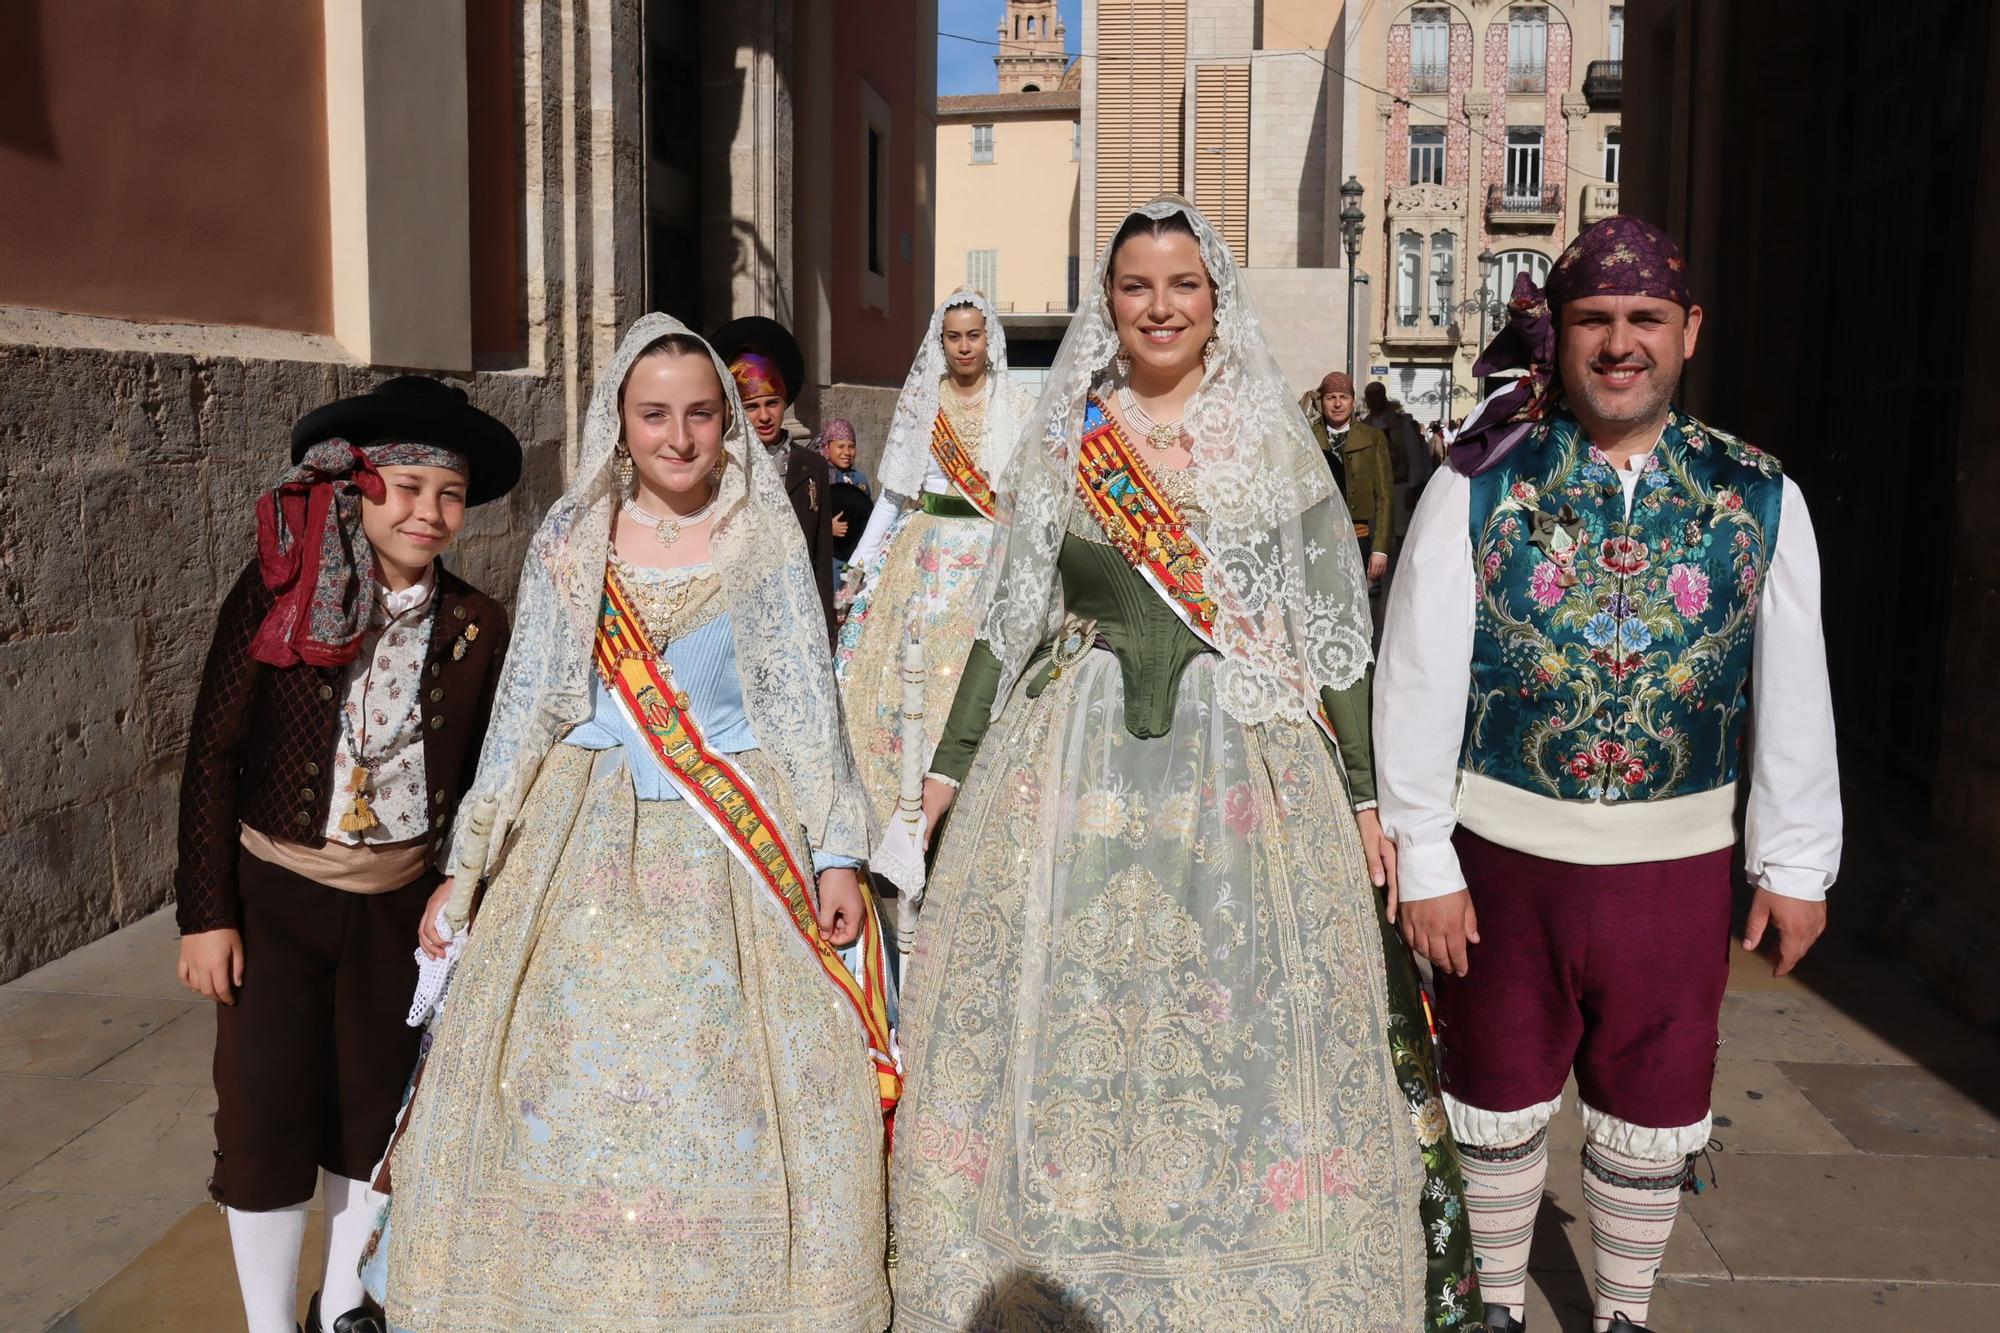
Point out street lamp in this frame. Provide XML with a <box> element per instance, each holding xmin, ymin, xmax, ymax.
<box><xmin>1477</xmin><ymin>248</ymin><xmax>1498</xmax><ymax>342</ymax></box>
<box><xmin>1339</xmin><ymin>175</ymin><xmax>1365</xmax><ymax>382</ymax></box>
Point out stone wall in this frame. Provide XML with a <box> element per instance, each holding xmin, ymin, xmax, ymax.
<box><xmin>1247</xmin><ymin>53</ymin><xmax>1333</xmax><ymax>268</ymax></box>
<box><xmin>0</xmin><ymin>312</ymin><xmax>569</xmax><ymax>981</ymax></box>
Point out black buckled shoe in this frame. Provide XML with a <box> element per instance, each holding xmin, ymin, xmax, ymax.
<box><xmin>306</xmin><ymin>1291</ymin><xmax>386</xmax><ymax>1333</ymax></box>
<box><xmin>1607</xmin><ymin>1316</ymin><xmax>1652</xmax><ymax>1332</ymax></box>
<box><xmin>1483</xmin><ymin>1309</ymin><xmax>1526</xmax><ymax>1332</ymax></box>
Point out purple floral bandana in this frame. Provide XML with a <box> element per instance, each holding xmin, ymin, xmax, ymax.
<box><xmin>813</xmin><ymin>417</ymin><xmax>856</xmax><ymax>457</ymax></box>
<box><xmin>1451</xmin><ymin>216</ymin><xmax>1693</xmax><ymax>477</ymax></box>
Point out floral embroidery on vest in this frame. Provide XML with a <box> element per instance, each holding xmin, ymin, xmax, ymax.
<box><xmin>1464</xmin><ymin>409</ymin><xmax>1784</xmax><ymax>802</ymax></box>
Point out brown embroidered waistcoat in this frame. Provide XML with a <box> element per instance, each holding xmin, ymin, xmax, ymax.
<box><xmin>173</xmin><ymin>560</ymin><xmax>511</xmax><ymax>935</ymax></box>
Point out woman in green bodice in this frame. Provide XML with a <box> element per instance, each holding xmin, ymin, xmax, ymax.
<box><xmin>886</xmin><ymin>199</ymin><xmax>1482</xmax><ymax>1330</ymax></box>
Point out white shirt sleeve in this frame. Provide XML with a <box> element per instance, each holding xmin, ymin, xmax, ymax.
<box><xmin>1373</xmin><ymin>466</ymin><xmax>1477</xmax><ymax>902</ymax></box>
<box><xmin>1742</xmin><ymin>476</ymin><xmax>1843</xmax><ymax>900</ymax></box>
<box><xmin>849</xmin><ymin>493</ymin><xmax>904</xmax><ymax>573</ymax></box>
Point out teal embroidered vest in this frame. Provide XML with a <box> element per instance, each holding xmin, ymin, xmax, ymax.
<box><xmin>1464</xmin><ymin>408</ymin><xmax>1784</xmax><ymax>802</ymax></box>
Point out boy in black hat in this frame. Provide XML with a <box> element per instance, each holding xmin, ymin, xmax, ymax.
<box><xmin>173</xmin><ymin>376</ymin><xmax>521</xmax><ymax>1333</ymax></box>
<box><xmin>710</xmin><ymin>315</ymin><xmax>838</xmax><ymax>643</ymax></box>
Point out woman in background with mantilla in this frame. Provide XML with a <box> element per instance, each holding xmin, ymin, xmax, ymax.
<box><xmin>835</xmin><ymin>288</ymin><xmax>1034</xmax><ymax>838</ymax></box>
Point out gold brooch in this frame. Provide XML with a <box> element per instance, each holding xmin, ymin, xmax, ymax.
<box><xmin>451</xmin><ymin>620</ymin><xmax>480</xmax><ymax>660</ymax></box>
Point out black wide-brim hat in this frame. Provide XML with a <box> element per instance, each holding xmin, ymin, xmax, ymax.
<box><xmin>709</xmin><ymin>316</ymin><xmax>806</xmax><ymax>405</ymax></box>
<box><xmin>290</xmin><ymin>375</ymin><xmax>523</xmax><ymax>506</ymax></box>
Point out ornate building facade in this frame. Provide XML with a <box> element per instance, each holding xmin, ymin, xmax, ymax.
<box><xmin>1350</xmin><ymin>2</ymin><xmax>1625</xmax><ymax>422</ymax></box>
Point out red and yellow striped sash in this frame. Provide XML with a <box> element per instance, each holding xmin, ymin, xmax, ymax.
<box><xmin>1074</xmin><ymin>402</ymin><xmax>1339</xmax><ymax>744</ymax></box>
<box><xmin>930</xmin><ymin>410</ymin><xmax>999</xmax><ymax>519</ymax></box>
<box><xmin>593</xmin><ymin>569</ymin><xmax>900</xmax><ymax>1118</ymax></box>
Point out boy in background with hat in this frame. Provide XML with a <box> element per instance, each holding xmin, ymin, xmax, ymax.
<box><xmin>710</xmin><ymin>315</ymin><xmax>838</xmax><ymax>643</ymax></box>
<box><xmin>173</xmin><ymin>376</ymin><xmax>522</xmax><ymax>1333</ymax></box>
<box><xmin>1375</xmin><ymin>217</ymin><xmax>1841</xmax><ymax>1332</ymax></box>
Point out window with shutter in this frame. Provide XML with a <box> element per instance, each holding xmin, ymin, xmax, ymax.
<box><xmin>1192</xmin><ymin>62</ymin><xmax>1250</xmax><ymax>258</ymax></box>
<box><xmin>1093</xmin><ymin>0</ymin><xmax>1189</xmax><ymax>253</ymax></box>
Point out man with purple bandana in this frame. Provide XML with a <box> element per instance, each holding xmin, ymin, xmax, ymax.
<box><xmin>1374</xmin><ymin>217</ymin><xmax>1842</xmax><ymax>1333</ymax></box>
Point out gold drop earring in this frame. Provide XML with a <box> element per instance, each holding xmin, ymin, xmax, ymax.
<box><xmin>615</xmin><ymin>440</ymin><xmax>635</xmax><ymax>494</ymax></box>
<box><xmin>1114</xmin><ymin>350</ymin><xmax>1133</xmax><ymax>379</ymax></box>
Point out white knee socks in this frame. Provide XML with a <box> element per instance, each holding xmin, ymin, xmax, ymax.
<box><xmin>1581</xmin><ymin>1142</ymin><xmax>1688</xmax><ymax>1331</ymax></box>
<box><xmin>227</xmin><ymin>1170</ymin><xmax>383</xmax><ymax>1333</ymax></box>
<box><xmin>1455</xmin><ymin>1126</ymin><xmax>1551</xmax><ymax>1321</ymax></box>
<box><xmin>226</xmin><ymin>1201</ymin><xmax>308</xmax><ymax>1333</ymax></box>
<box><xmin>320</xmin><ymin>1170</ymin><xmax>385</xmax><ymax>1319</ymax></box>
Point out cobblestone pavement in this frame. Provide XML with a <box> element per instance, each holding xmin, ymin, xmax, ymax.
<box><xmin>3</xmin><ymin>905</ymin><xmax>1996</xmax><ymax>1330</ymax></box>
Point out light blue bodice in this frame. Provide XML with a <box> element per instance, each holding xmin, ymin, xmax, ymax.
<box><xmin>562</xmin><ymin>567</ymin><xmax>855</xmax><ymax>871</ymax></box>
<box><xmin>563</xmin><ymin>610</ymin><xmax>757</xmax><ymax>797</ymax></box>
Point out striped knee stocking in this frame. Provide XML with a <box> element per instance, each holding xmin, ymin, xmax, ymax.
<box><xmin>1581</xmin><ymin>1142</ymin><xmax>1689</xmax><ymax>1330</ymax></box>
<box><xmin>1455</xmin><ymin>1127</ymin><xmax>1550</xmax><ymax>1319</ymax></box>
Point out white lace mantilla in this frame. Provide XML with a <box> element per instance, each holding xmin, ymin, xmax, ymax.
<box><xmin>975</xmin><ymin>197</ymin><xmax>1374</xmax><ymax>727</ymax></box>
<box><xmin>877</xmin><ymin>288</ymin><xmax>1033</xmax><ymax>502</ymax></box>
<box><xmin>448</xmin><ymin>313</ymin><xmax>871</xmax><ymax>880</ymax></box>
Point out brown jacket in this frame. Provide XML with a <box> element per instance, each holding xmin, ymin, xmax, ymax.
<box><xmin>174</xmin><ymin>561</ymin><xmax>511</xmax><ymax>935</ymax></box>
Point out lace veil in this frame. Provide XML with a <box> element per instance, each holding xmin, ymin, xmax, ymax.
<box><xmin>449</xmin><ymin>312</ymin><xmax>870</xmax><ymax>877</ymax></box>
<box><xmin>975</xmin><ymin>196</ymin><xmax>1373</xmax><ymax>724</ymax></box>
<box><xmin>876</xmin><ymin>288</ymin><xmax>1031</xmax><ymax>498</ymax></box>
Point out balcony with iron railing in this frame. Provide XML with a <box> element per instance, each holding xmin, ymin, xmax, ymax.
<box><xmin>1505</xmin><ymin>61</ymin><xmax>1547</xmax><ymax>93</ymax></box>
<box><xmin>1408</xmin><ymin>61</ymin><xmax>1449</xmax><ymax>94</ymax></box>
<box><xmin>1583</xmin><ymin>59</ymin><xmax>1622</xmax><ymax>109</ymax></box>
<box><xmin>1486</xmin><ymin>182</ymin><xmax>1564</xmax><ymax>227</ymax></box>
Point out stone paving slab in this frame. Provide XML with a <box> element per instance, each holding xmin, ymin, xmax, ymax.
<box><xmin>0</xmin><ymin>1074</ymin><xmax>148</xmax><ymax>1191</ymax></box>
<box><xmin>1686</xmin><ymin>1153</ymin><xmax>2000</xmax><ymax>1283</ymax></box>
<box><xmin>10</xmin><ymin>1085</ymin><xmax>217</xmax><ymax>1203</ymax></box>
<box><xmin>1790</xmin><ymin>944</ymin><xmax>2000</xmax><ymax>1071</ymax></box>
<box><xmin>1649</xmin><ymin>1277</ymin><xmax>1998</xmax><ymax>1328</ymax></box>
<box><xmin>1707</xmin><ymin>1059</ymin><xmax>1856</xmax><ymax>1155</ymax></box>
<box><xmin>56</xmin><ymin>1201</ymin><xmax>325</xmax><ymax>1332</ymax></box>
<box><xmin>8</xmin><ymin>909</ymin><xmax>189</xmax><ymax>1002</ymax></box>
<box><xmin>1781</xmin><ymin>1060</ymin><xmax>2000</xmax><ymax>1158</ymax></box>
<box><xmin>0</xmin><ymin>1188</ymin><xmax>192</xmax><ymax>1332</ymax></box>
<box><xmin>81</xmin><ymin>1005</ymin><xmax>215</xmax><ymax>1089</ymax></box>
<box><xmin>1716</xmin><ymin>991</ymin><xmax>1889</xmax><ymax>1066</ymax></box>
<box><xmin>0</xmin><ymin>991</ymin><xmax>193</xmax><ymax>1078</ymax></box>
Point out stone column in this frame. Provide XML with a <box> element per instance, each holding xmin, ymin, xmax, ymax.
<box><xmin>322</xmin><ymin>0</ymin><xmax>471</xmax><ymax>369</ymax></box>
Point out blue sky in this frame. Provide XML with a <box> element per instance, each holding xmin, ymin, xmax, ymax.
<box><xmin>938</xmin><ymin>0</ymin><xmax>1082</xmax><ymax>95</ymax></box>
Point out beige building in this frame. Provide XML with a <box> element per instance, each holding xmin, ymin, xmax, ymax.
<box><xmin>1080</xmin><ymin>0</ymin><xmax>1359</xmax><ymax>393</ymax></box>
<box><xmin>0</xmin><ymin>0</ymin><xmax>937</xmax><ymax>981</ymax></box>
<box><xmin>934</xmin><ymin>91</ymin><xmax>1082</xmax><ymax>315</ymax></box>
<box><xmin>1346</xmin><ymin>1</ymin><xmax>1625</xmax><ymax>423</ymax></box>
<box><xmin>934</xmin><ymin>0</ymin><xmax>1083</xmax><ymax>386</ymax></box>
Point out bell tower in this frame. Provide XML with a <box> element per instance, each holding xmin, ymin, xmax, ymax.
<box><xmin>995</xmin><ymin>0</ymin><xmax>1067</xmax><ymax>93</ymax></box>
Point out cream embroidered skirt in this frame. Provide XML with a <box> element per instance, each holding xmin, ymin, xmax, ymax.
<box><xmin>383</xmin><ymin>744</ymin><xmax>889</xmax><ymax>1332</ymax></box>
<box><xmin>835</xmin><ymin>507</ymin><xmax>995</xmax><ymax>832</ymax></box>
<box><xmin>890</xmin><ymin>652</ymin><xmax>1440</xmax><ymax>1332</ymax></box>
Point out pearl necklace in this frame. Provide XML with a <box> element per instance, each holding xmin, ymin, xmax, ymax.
<box><xmin>623</xmin><ymin>490</ymin><xmax>720</xmax><ymax>548</ymax></box>
<box><xmin>1117</xmin><ymin>385</ymin><xmax>1186</xmax><ymax>451</ymax></box>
